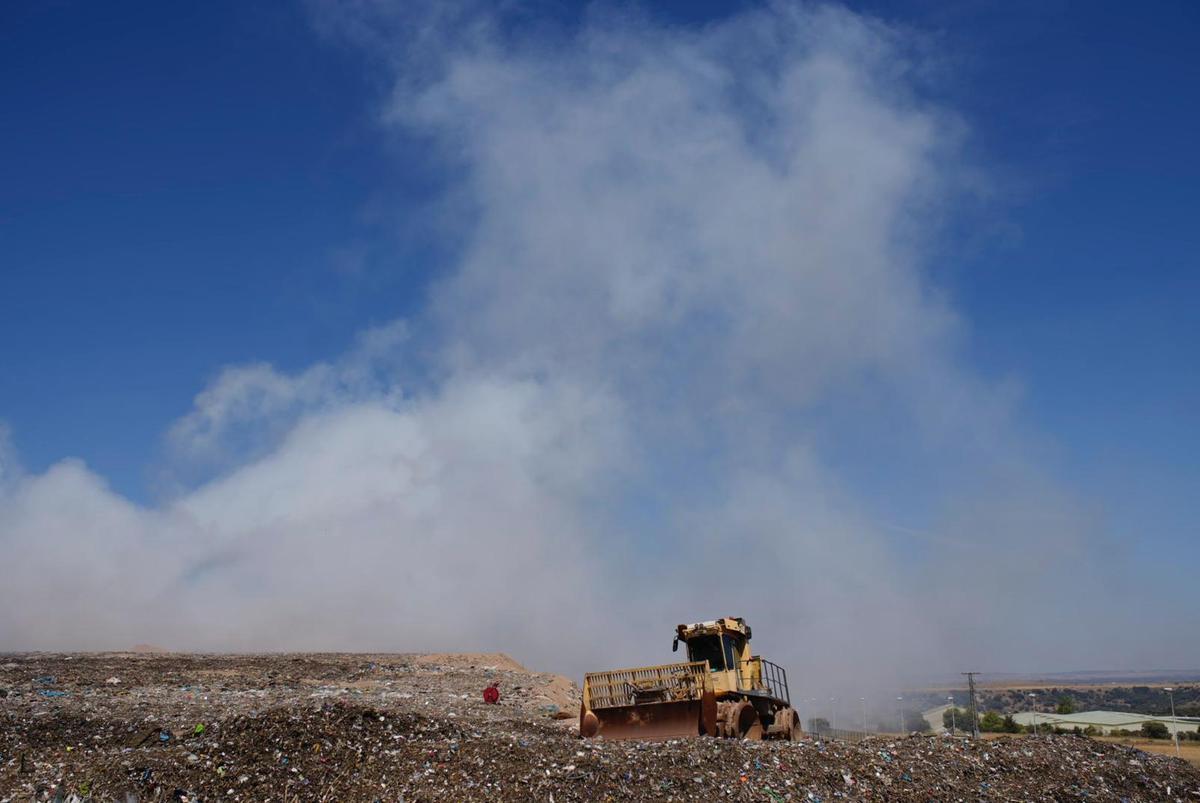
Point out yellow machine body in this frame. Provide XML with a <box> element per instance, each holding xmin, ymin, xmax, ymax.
<box><xmin>580</xmin><ymin>617</ymin><xmax>800</xmax><ymax>741</ymax></box>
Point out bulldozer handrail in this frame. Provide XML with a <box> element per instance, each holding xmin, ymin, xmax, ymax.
<box><xmin>733</xmin><ymin>658</ymin><xmax>790</xmax><ymax>704</ymax></box>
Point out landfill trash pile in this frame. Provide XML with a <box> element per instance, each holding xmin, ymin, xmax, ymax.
<box><xmin>3</xmin><ymin>655</ymin><xmax>1199</xmax><ymax>802</ymax></box>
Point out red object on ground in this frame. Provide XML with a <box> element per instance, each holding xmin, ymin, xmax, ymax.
<box><xmin>483</xmin><ymin>685</ymin><xmax>500</xmax><ymax>704</ymax></box>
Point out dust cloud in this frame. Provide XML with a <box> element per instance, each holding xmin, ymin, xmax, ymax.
<box><xmin>0</xmin><ymin>3</ymin><xmax>1171</xmax><ymax>694</ymax></box>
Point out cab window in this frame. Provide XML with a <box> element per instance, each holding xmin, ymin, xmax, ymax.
<box><xmin>722</xmin><ymin>635</ymin><xmax>738</xmax><ymax>670</ymax></box>
<box><xmin>687</xmin><ymin>636</ymin><xmax>726</xmax><ymax>671</ymax></box>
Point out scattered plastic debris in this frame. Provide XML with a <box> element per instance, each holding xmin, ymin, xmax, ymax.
<box><xmin>0</xmin><ymin>654</ymin><xmax>1196</xmax><ymax>801</ymax></box>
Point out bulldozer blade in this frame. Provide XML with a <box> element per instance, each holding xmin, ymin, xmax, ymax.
<box><xmin>582</xmin><ymin>698</ymin><xmax>708</xmax><ymax>741</ymax></box>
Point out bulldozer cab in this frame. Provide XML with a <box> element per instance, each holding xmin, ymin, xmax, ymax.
<box><xmin>673</xmin><ymin>617</ymin><xmax>757</xmax><ymax>694</ymax></box>
<box><xmin>677</xmin><ymin>631</ymin><xmax>742</xmax><ymax>673</ymax></box>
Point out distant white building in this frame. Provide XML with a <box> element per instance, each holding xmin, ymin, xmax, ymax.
<box><xmin>1012</xmin><ymin>710</ymin><xmax>1200</xmax><ymax>736</ymax></box>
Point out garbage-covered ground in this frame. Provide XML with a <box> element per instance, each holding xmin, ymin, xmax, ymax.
<box><xmin>3</xmin><ymin>654</ymin><xmax>1199</xmax><ymax>802</ymax></box>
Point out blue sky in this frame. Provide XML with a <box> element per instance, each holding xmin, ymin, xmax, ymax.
<box><xmin>6</xmin><ymin>2</ymin><xmax>1195</xmax><ymax>538</ymax></box>
<box><xmin>1</xmin><ymin>1</ymin><xmax>1196</xmax><ymax>668</ymax></box>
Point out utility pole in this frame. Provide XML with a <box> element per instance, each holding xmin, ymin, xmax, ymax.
<box><xmin>896</xmin><ymin>696</ymin><xmax>905</xmax><ymax>733</ymax></box>
<box><xmin>1165</xmin><ymin>687</ymin><xmax>1180</xmax><ymax>757</ymax></box>
<box><xmin>962</xmin><ymin>672</ymin><xmax>981</xmax><ymax>738</ymax></box>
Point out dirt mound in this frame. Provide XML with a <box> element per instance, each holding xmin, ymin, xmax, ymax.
<box><xmin>411</xmin><ymin>652</ymin><xmax>528</xmax><ymax>672</ymax></box>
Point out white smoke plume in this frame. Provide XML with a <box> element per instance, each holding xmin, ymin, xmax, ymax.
<box><xmin>0</xmin><ymin>2</ymin><xmax>1174</xmax><ymax>689</ymax></box>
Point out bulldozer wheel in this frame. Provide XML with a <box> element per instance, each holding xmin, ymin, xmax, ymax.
<box><xmin>779</xmin><ymin>707</ymin><xmax>801</xmax><ymax>741</ymax></box>
<box><xmin>732</xmin><ymin>700</ymin><xmax>763</xmax><ymax>741</ymax></box>
<box><xmin>716</xmin><ymin>701</ymin><xmax>734</xmax><ymax>738</ymax></box>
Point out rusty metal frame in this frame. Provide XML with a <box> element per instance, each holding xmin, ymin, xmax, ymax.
<box><xmin>583</xmin><ymin>661</ymin><xmax>712</xmax><ymax>710</ymax></box>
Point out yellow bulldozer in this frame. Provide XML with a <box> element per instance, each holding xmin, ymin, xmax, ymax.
<box><xmin>580</xmin><ymin>617</ymin><xmax>800</xmax><ymax>741</ymax></box>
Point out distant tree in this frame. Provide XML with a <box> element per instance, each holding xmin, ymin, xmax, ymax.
<box><xmin>1141</xmin><ymin>721</ymin><xmax>1169</xmax><ymax>739</ymax></box>
<box><xmin>942</xmin><ymin>707</ymin><xmax>969</xmax><ymax>731</ymax></box>
<box><xmin>1001</xmin><ymin>715</ymin><xmax>1021</xmax><ymax>733</ymax></box>
<box><xmin>979</xmin><ymin>712</ymin><xmax>1004</xmax><ymax>732</ymax></box>
<box><xmin>906</xmin><ymin>710</ymin><xmax>932</xmax><ymax>733</ymax></box>
<box><xmin>1056</xmin><ymin>696</ymin><xmax>1076</xmax><ymax>715</ymax></box>
<box><xmin>808</xmin><ymin>717</ymin><xmax>830</xmax><ymax>733</ymax></box>
<box><xmin>1083</xmin><ymin>725</ymin><xmax>1100</xmax><ymax>737</ymax></box>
